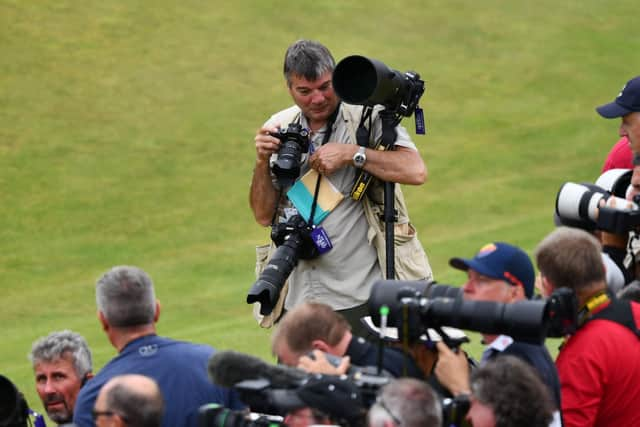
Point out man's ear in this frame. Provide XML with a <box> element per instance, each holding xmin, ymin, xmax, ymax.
<box><xmin>154</xmin><ymin>300</ymin><xmax>161</xmax><ymax>323</ymax></box>
<box><xmin>81</xmin><ymin>372</ymin><xmax>94</xmax><ymax>387</ymax></box>
<box><xmin>114</xmin><ymin>413</ymin><xmax>128</xmax><ymax>427</ymax></box>
<box><xmin>98</xmin><ymin>311</ymin><xmax>109</xmax><ymax>332</ymax></box>
<box><xmin>540</xmin><ymin>275</ymin><xmax>554</xmax><ymax>297</ymax></box>
<box><xmin>310</xmin><ymin>340</ymin><xmax>331</xmax><ymax>353</ymax></box>
<box><xmin>509</xmin><ymin>283</ymin><xmax>525</xmax><ymax>302</ymax></box>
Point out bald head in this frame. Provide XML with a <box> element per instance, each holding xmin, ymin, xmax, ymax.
<box><xmin>95</xmin><ymin>374</ymin><xmax>164</xmax><ymax>427</ymax></box>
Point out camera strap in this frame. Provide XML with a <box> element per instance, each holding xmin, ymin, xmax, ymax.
<box><xmin>307</xmin><ymin>103</ymin><xmax>341</xmax><ymax>226</ymax></box>
<box><xmin>268</xmin><ymin>104</ymin><xmax>340</xmax><ymax>228</ymax></box>
<box><xmin>578</xmin><ymin>292</ymin><xmax>640</xmax><ymax>338</ymax></box>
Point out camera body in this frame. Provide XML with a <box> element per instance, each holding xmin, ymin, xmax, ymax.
<box><xmin>269</xmin><ymin>214</ymin><xmax>318</xmax><ymax>260</ymax></box>
<box><xmin>198</xmin><ymin>403</ymin><xmax>284</xmax><ymax>427</ymax></box>
<box><xmin>271</xmin><ymin>123</ymin><xmax>310</xmax><ymax>189</ymax></box>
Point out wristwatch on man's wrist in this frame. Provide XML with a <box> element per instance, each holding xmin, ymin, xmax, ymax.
<box><xmin>353</xmin><ymin>146</ymin><xmax>367</xmax><ymax>168</ymax></box>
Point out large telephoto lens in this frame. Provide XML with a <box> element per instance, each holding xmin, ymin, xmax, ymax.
<box><xmin>333</xmin><ymin>55</ymin><xmax>407</xmax><ymax>108</ymax></box>
<box><xmin>423</xmin><ymin>298</ymin><xmax>549</xmax><ymax>344</ymax></box>
<box><xmin>555</xmin><ymin>182</ymin><xmax>604</xmax><ymax>225</ymax></box>
<box><xmin>368</xmin><ymin>279</ymin><xmax>552</xmax><ymax>344</ymax></box>
<box><xmin>247</xmin><ymin>234</ymin><xmax>303</xmax><ymax>315</ymax></box>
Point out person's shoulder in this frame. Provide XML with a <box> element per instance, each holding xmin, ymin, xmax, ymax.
<box><xmin>503</xmin><ymin>341</ymin><xmax>553</xmax><ymax>362</ymax></box>
<box><xmin>267</xmin><ymin>105</ymin><xmax>301</xmax><ymax>126</ymax></box>
<box><xmin>162</xmin><ymin>337</ymin><xmax>215</xmax><ymax>357</ymax></box>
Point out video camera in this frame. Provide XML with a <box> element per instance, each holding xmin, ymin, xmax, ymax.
<box><xmin>556</xmin><ymin>168</ymin><xmax>640</xmax><ymax>235</ymax></box>
<box><xmin>368</xmin><ymin>280</ymin><xmax>578</xmax><ymax>345</ymax></box>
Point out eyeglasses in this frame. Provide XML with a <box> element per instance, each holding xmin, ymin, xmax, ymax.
<box><xmin>92</xmin><ymin>409</ymin><xmax>115</xmax><ymax>420</ymax></box>
<box><xmin>376</xmin><ymin>397</ymin><xmax>402</xmax><ymax>426</ymax></box>
<box><xmin>92</xmin><ymin>409</ymin><xmax>129</xmax><ymax>423</ymax></box>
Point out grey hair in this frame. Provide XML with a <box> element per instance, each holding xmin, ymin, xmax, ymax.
<box><xmin>28</xmin><ymin>330</ymin><xmax>93</xmax><ymax>379</ymax></box>
<box><xmin>96</xmin><ymin>266</ymin><xmax>157</xmax><ymax>328</ymax></box>
<box><xmin>283</xmin><ymin>39</ymin><xmax>335</xmax><ymax>86</ymax></box>
<box><xmin>106</xmin><ymin>377</ymin><xmax>164</xmax><ymax>427</ymax></box>
<box><xmin>368</xmin><ymin>378</ymin><xmax>442</xmax><ymax>427</ymax></box>
<box><xmin>471</xmin><ymin>355</ymin><xmax>554</xmax><ymax>427</ymax></box>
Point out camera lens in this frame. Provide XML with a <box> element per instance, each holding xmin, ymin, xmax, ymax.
<box><xmin>247</xmin><ymin>234</ymin><xmax>304</xmax><ymax>315</ymax></box>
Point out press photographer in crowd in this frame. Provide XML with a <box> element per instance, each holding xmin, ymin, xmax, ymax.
<box><xmin>368</xmin><ymin>378</ymin><xmax>442</xmax><ymax>427</ymax></box>
<box><xmin>554</xmin><ymin>167</ymin><xmax>640</xmax><ymax>287</ymax></box>
<box><xmin>271</xmin><ymin>301</ymin><xmax>424</xmax><ymax>379</ymax></box>
<box><xmin>535</xmin><ymin>227</ymin><xmax>640</xmax><ymax>427</ymax></box>
<box><xmin>248</xmin><ymin>39</ymin><xmax>431</xmax><ymax>335</ymax></box>
<box><xmin>433</xmin><ymin>242</ymin><xmax>561</xmax><ymax>416</ymax></box>
<box><xmin>466</xmin><ymin>355</ymin><xmax>555</xmax><ymax>427</ymax></box>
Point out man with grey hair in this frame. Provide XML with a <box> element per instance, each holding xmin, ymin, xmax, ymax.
<box><xmin>368</xmin><ymin>378</ymin><xmax>441</xmax><ymax>427</ymax></box>
<box><xmin>250</xmin><ymin>39</ymin><xmax>431</xmax><ymax>335</ymax></box>
<box><xmin>92</xmin><ymin>374</ymin><xmax>164</xmax><ymax>427</ymax></box>
<box><xmin>466</xmin><ymin>355</ymin><xmax>554</xmax><ymax>427</ymax></box>
<box><xmin>29</xmin><ymin>330</ymin><xmax>93</xmax><ymax>425</ymax></box>
<box><xmin>72</xmin><ymin>265</ymin><xmax>243</xmax><ymax>427</ymax></box>
<box><xmin>535</xmin><ymin>227</ymin><xmax>640</xmax><ymax>427</ymax></box>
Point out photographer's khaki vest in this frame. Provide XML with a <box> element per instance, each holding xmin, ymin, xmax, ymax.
<box><xmin>253</xmin><ymin>104</ymin><xmax>432</xmax><ymax>328</ymax></box>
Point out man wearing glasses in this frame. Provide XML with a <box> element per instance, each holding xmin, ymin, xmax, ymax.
<box><xmin>92</xmin><ymin>374</ymin><xmax>163</xmax><ymax>427</ymax></box>
<box><xmin>368</xmin><ymin>378</ymin><xmax>442</xmax><ymax>427</ymax></box>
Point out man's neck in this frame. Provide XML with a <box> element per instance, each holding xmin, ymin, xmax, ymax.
<box><xmin>482</xmin><ymin>334</ymin><xmax>498</xmax><ymax>345</ymax></box>
<box><xmin>110</xmin><ymin>324</ymin><xmax>157</xmax><ymax>352</ymax></box>
<box><xmin>576</xmin><ymin>282</ymin><xmax>608</xmax><ymax>309</ymax></box>
<box><xmin>308</xmin><ymin>119</ymin><xmax>327</xmax><ymax>132</ymax></box>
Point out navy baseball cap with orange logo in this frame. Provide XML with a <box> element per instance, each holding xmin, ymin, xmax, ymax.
<box><xmin>596</xmin><ymin>76</ymin><xmax>640</xmax><ymax>118</ymax></box>
<box><xmin>449</xmin><ymin>242</ymin><xmax>535</xmax><ymax>299</ymax></box>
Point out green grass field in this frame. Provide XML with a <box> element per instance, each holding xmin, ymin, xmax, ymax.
<box><xmin>2</xmin><ymin>0</ymin><xmax>639</xmax><ymax>423</ymax></box>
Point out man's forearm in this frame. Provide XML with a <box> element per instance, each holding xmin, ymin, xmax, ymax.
<box><xmin>250</xmin><ymin>159</ymin><xmax>278</xmax><ymax>226</ymax></box>
<box><xmin>363</xmin><ymin>146</ymin><xmax>427</xmax><ymax>185</ymax></box>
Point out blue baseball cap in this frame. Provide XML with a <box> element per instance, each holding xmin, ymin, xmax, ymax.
<box><xmin>449</xmin><ymin>242</ymin><xmax>535</xmax><ymax>299</ymax></box>
<box><xmin>596</xmin><ymin>76</ymin><xmax>640</xmax><ymax>118</ymax></box>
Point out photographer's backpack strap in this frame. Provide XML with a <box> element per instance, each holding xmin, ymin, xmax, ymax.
<box><xmin>252</xmin><ymin>106</ymin><xmax>303</xmax><ymax>328</ymax></box>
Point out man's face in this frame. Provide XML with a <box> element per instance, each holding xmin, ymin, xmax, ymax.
<box><xmin>287</xmin><ymin>71</ymin><xmax>339</xmax><ymax>129</ymax></box>
<box><xmin>620</xmin><ymin>112</ymin><xmax>640</xmax><ymax>154</ymax></box>
<box><xmin>626</xmin><ymin>165</ymin><xmax>640</xmax><ymax>202</ymax></box>
<box><xmin>34</xmin><ymin>355</ymin><xmax>83</xmax><ymax>424</ymax></box>
<box><xmin>93</xmin><ymin>387</ymin><xmax>118</xmax><ymax>427</ymax></box>
<box><xmin>465</xmin><ymin>397</ymin><xmax>496</xmax><ymax>427</ymax></box>
<box><xmin>462</xmin><ymin>269</ymin><xmax>514</xmax><ymax>303</ymax></box>
<box><xmin>284</xmin><ymin>407</ymin><xmax>330</xmax><ymax>427</ymax></box>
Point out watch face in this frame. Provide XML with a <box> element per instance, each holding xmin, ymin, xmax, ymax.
<box><xmin>353</xmin><ymin>148</ymin><xmax>366</xmax><ymax>167</ymax></box>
